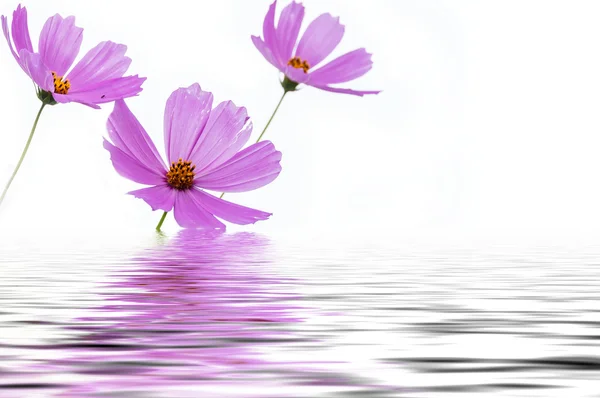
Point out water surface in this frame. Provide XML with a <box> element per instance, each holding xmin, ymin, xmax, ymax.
<box><xmin>1</xmin><ymin>233</ymin><xmax>599</xmax><ymax>397</ymax></box>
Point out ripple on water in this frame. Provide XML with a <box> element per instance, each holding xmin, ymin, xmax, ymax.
<box><xmin>1</xmin><ymin>237</ymin><xmax>600</xmax><ymax>396</ymax></box>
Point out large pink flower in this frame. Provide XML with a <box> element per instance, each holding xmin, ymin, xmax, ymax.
<box><xmin>252</xmin><ymin>0</ymin><xmax>380</xmax><ymax>96</ymax></box>
<box><xmin>104</xmin><ymin>84</ymin><xmax>282</xmax><ymax>229</ymax></box>
<box><xmin>1</xmin><ymin>4</ymin><xmax>145</xmax><ymax>108</ymax></box>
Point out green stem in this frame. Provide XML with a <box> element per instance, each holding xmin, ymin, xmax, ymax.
<box><xmin>219</xmin><ymin>90</ymin><xmax>288</xmax><ymax>200</ymax></box>
<box><xmin>0</xmin><ymin>102</ymin><xmax>47</xmax><ymax>207</ymax></box>
<box><xmin>255</xmin><ymin>90</ymin><xmax>287</xmax><ymax>143</ymax></box>
<box><xmin>156</xmin><ymin>211</ymin><xmax>168</xmax><ymax>231</ymax></box>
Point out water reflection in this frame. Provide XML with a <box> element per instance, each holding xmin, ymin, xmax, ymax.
<box><xmin>58</xmin><ymin>231</ymin><xmax>302</xmax><ymax>396</ymax></box>
<box><xmin>0</xmin><ymin>231</ymin><xmax>315</xmax><ymax>397</ymax></box>
<box><xmin>10</xmin><ymin>234</ymin><xmax>598</xmax><ymax>396</ymax></box>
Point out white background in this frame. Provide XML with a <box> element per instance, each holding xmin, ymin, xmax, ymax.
<box><xmin>2</xmin><ymin>0</ymin><xmax>600</xmax><ymax>246</ymax></box>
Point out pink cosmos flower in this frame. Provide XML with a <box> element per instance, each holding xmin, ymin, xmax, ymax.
<box><xmin>252</xmin><ymin>0</ymin><xmax>380</xmax><ymax>96</ymax></box>
<box><xmin>103</xmin><ymin>83</ymin><xmax>282</xmax><ymax>229</ymax></box>
<box><xmin>1</xmin><ymin>4</ymin><xmax>145</xmax><ymax>108</ymax></box>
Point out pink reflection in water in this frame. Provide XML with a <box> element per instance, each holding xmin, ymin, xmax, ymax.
<box><xmin>27</xmin><ymin>231</ymin><xmax>311</xmax><ymax>397</ymax></box>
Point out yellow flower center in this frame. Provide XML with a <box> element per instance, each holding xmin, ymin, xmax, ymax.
<box><xmin>52</xmin><ymin>71</ymin><xmax>71</xmax><ymax>95</ymax></box>
<box><xmin>167</xmin><ymin>159</ymin><xmax>196</xmax><ymax>190</ymax></box>
<box><xmin>287</xmin><ymin>57</ymin><xmax>310</xmax><ymax>73</ymax></box>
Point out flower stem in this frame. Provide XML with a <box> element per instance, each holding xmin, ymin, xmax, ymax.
<box><xmin>0</xmin><ymin>102</ymin><xmax>47</xmax><ymax>207</ymax></box>
<box><xmin>255</xmin><ymin>90</ymin><xmax>287</xmax><ymax>143</ymax></box>
<box><xmin>219</xmin><ymin>90</ymin><xmax>288</xmax><ymax>200</ymax></box>
<box><xmin>156</xmin><ymin>211</ymin><xmax>168</xmax><ymax>231</ymax></box>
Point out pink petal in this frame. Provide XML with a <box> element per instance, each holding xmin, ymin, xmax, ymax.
<box><xmin>53</xmin><ymin>94</ymin><xmax>100</xmax><ymax>109</ymax></box>
<box><xmin>1</xmin><ymin>15</ymin><xmax>19</xmax><ymax>62</ymax></box>
<box><xmin>66</xmin><ymin>41</ymin><xmax>132</xmax><ymax>88</ymax></box>
<box><xmin>173</xmin><ymin>190</ymin><xmax>225</xmax><ymax>229</ymax></box>
<box><xmin>189</xmin><ymin>100</ymin><xmax>251</xmax><ymax>174</ymax></box>
<box><xmin>18</xmin><ymin>49</ymin><xmax>53</xmax><ymax>91</ymax></box>
<box><xmin>106</xmin><ymin>99</ymin><xmax>166</xmax><ymax>174</ymax></box>
<box><xmin>195</xmin><ymin>140</ymin><xmax>282</xmax><ymax>193</ymax></box>
<box><xmin>10</xmin><ymin>5</ymin><xmax>32</xmax><ymax>55</ymax></box>
<box><xmin>251</xmin><ymin>35</ymin><xmax>284</xmax><ymax>71</ymax></box>
<box><xmin>2</xmin><ymin>11</ymin><xmax>30</xmax><ymax>75</ymax></box>
<box><xmin>275</xmin><ymin>1</ymin><xmax>304</xmax><ymax>63</ymax></box>
<box><xmin>309</xmin><ymin>84</ymin><xmax>381</xmax><ymax>97</ymax></box>
<box><xmin>296</xmin><ymin>13</ymin><xmax>345</xmax><ymax>68</ymax></box>
<box><xmin>309</xmin><ymin>48</ymin><xmax>374</xmax><ymax>85</ymax></box>
<box><xmin>193</xmin><ymin>189</ymin><xmax>272</xmax><ymax>225</ymax></box>
<box><xmin>284</xmin><ymin>65</ymin><xmax>310</xmax><ymax>84</ymax></box>
<box><xmin>103</xmin><ymin>139</ymin><xmax>165</xmax><ymax>186</ymax></box>
<box><xmin>128</xmin><ymin>185</ymin><xmax>175</xmax><ymax>212</ymax></box>
<box><xmin>38</xmin><ymin>14</ymin><xmax>82</xmax><ymax>76</ymax></box>
<box><xmin>163</xmin><ymin>83</ymin><xmax>213</xmax><ymax>165</ymax></box>
<box><xmin>262</xmin><ymin>0</ymin><xmax>283</xmax><ymax>65</ymax></box>
<box><xmin>54</xmin><ymin>75</ymin><xmax>146</xmax><ymax>107</ymax></box>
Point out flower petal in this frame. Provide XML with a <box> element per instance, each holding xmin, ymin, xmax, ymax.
<box><xmin>163</xmin><ymin>83</ymin><xmax>214</xmax><ymax>165</ymax></box>
<box><xmin>2</xmin><ymin>9</ymin><xmax>32</xmax><ymax>75</ymax></box>
<box><xmin>103</xmin><ymin>139</ymin><xmax>165</xmax><ymax>186</ymax></box>
<box><xmin>193</xmin><ymin>189</ymin><xmax>272</xmax><ymax>225</ymax></box>
<box><xmin>54</xmin><ymin>75</ymin><xmax>146</xmax><ymax>107</ymax></box>
<box><xmin>309</xmin><ymin>48</ymin><xmax>374</xmax><ymax>85</ymax></box>
<box><xmin>251</xmin><ymin>35</ymin><xmax>283</xmax><ymax>71</ymax></box>
<box><xmin>296</xmin><ymin>13</ymin><xmax>344</xmax><ymax>68</ymax></box>
<box><xmin>195</xmin><ymin>140</ymin><xmax>282</xmax><ymax>193</ymax></box>
<box><xmin>66</xmin><ymin>41</ymin><xmax>132</xmax><ymax>88</ymax></box>
<box><xmin>189</xmin><ymin>100</ymin><xmax>251</xmax><ymax>174</ymax></box>
<box><xmin>53</xmin><ymin>94</ymin><xmax>100</xmax><ymax>109</ymax></box>
<box><xmin>106</xmin><ymin>99</ymin><xmax>166</xmax><ymax>173</ymax></box>
<box><xmin>275</xmin><ymin>1</ymin><xmax>304</xmax><ymax>63</ymax></box>
<box><xmin>262</xmin><ymin>0</ymin><xmax>283</xmax><ymax>65</ymax></box>
<box><xmin>1</xmin><ymin>14</ymin><xmax>19</xmax><ymax>62</ymax></box>
<box><xmin>309</xmin><ymin>84</ymin><xmax>381</xmax><ymax>97</ymax></box>
<box><xmin>174</xmin><ymin>190</ymin><xmax>225</xmax><ymax>229</ymax></box>
<box><xmin>10</xmin><ymin>5</ymin><xmax>32</xmax><ymax>55</ymax></box>
<box><xmin>18</xmin><ymin>49</ymin><xmax>53</xmax><ymax>91</ymax></box>
<box><xmin>128</xmin><ymin>185</ymin><xmax>175</xmax><ymax>212</ymax></box>
<box><xmin>38</xmin><ymin>14</ymin><xmax>82</xmax><ymax>76</ymax></box>
<box><xmin>284</xmin><ymin>65</ymin><xmax>310</xmax><ymax>84</ymax></box>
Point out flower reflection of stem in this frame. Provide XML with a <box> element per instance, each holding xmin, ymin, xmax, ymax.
<box><xmin>0</xmin><ymin>102</ymin><xmax>47</xmax><ymax>207</ymax></box>
<box><xmin>155</xmin><ymin>229</ymin><xmax>167</xmax><ymax>243</ymax></box>
<box><xmin>156</xmin><ymin>211</ymin><xmax>168</xmax><ymax>231</ymax></box>
<box><xmin>219</xmin><ymin>90</ymin><xmax>288</xmax><ymax>200</ymax></box>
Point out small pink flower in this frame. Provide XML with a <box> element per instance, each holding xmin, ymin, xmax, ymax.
<box><xmin>252</xmin><ymin>0</ymin><xmax>380</xmax><ymax>96</ymax></box>
<box><xmin>1</xmin><ymin>4</ymin><xmax>145</xmax><ymax>108</ymax></box>
<box><xmin>104</xmin><ymin>84</ymin><xmax>282</xmax><ymax>229</ymax></box>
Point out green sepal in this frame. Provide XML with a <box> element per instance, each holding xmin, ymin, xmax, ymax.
<box><xmin>37</xmin><ymin>89</ymin><xmax>57</xmax><ymax>105</ymax></box>
<box><xmin>281</xmin><ymin>76</ymin><xmax>300</xmax><ymax>93</ymax></box>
